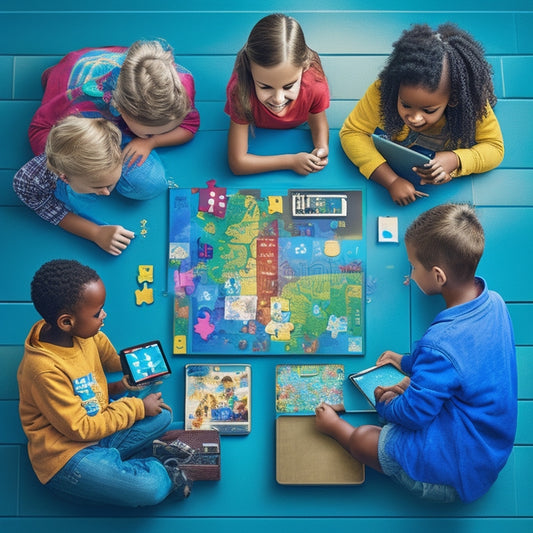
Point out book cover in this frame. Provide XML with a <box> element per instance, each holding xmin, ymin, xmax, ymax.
<box><xmin>185</xmin><ymin>364</ymin><xmax>251</xmax><ymax>434</ymax></box>
<box><xmin>275</xmin><ymin>364</ymin><xmax>344</xmax><ymax>414</ymax></box>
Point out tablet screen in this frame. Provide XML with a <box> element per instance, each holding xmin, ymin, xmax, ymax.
<box><xmin>348</xmin><ymin>364</ymin><xmax>406</xmax><ymax>408</ymax></box>
<box><xmin>120</xmin><ymin>340</ymin><xmax>171</xmax><ymax>385</ymax></box>
<box><xmin>371</xmin><ymin>134</ymin><xmax>432</xmax><ymax>185</ymax></box>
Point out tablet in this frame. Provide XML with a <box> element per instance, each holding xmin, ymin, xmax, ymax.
<box><xmin>371</xmin><ymin>133</ymin><xmax>432</xmax><ymax>185</ymax></box>
<box><xmin>119</xmin><ymin>340</ymin><xmax>171</xmax><ymax>386</ymax></box>
<box><xmin>348</xmin><ymin>364</ymin><xmax>406</xmax><ymax>409</ymax></box>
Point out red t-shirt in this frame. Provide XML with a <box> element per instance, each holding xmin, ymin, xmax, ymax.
<box><xmin>224</xmin><ymin>67</ymin><xmax>329</xmax><ymax>129</ymax></box>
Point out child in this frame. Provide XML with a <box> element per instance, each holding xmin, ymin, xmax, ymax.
<box><xmin>316</xmin><ymin>204</ymin><xmax>517</xmax><ymax>503</ymax></box>
<box><xmin>29</xmin><ymin>40</ymin><xmax>200</xmax><ymax>199</ymax></box>
<box><xmin>225</xmin><ymin>13</ymin><xmax>330</xmax><ymax>176</ymax></box>
<box><xmin>17</xmin><ymin>259</ymin><xmax>192</xmax><ymax>506</ymax></box>
<box><xmin>339</xmin><ymin>24</ymin><xmax>504</xmax><ymax>206</ymax></box>
<box><xmin>14</xmin><ymin>116</ymin><xmax>135</xmax><ymax>256</ymax></box>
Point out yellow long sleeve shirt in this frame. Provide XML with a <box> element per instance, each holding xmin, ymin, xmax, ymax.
<box><xmin>339</xmin><ymin>80</ymin><xmax>504</xmax><ymax>179</ymax></box>
<box><xmin>17</xmin><ymin>321</ymin><xmax>145</xmax><ymax>483</ymax></box>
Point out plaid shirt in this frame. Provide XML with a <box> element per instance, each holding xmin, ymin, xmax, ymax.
<box><xmin>13</xmin><ymin>153</ymin><xmax>69</xmax><ymax>225</ymax></box>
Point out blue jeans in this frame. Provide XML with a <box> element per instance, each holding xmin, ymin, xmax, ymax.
<box><xmin>378</xmin><ymin>423</ymin><xmax>459</xmax><ymax>503</ymax></box>
<box><xmin>46</xmin><ymin>409</ymin><xmax>173</xmax><ymax>507</ymax></box>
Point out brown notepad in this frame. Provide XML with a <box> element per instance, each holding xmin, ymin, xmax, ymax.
<box><xmin>276</xmin><ymin>416</ymin><xmax>365</xmax><ymax>485</ymax></box>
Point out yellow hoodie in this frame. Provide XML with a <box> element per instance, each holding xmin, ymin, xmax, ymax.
<box><xmin>17</xmin><ymin>320</ymin><xmax>144</xmax><ymax>483</ymax></box>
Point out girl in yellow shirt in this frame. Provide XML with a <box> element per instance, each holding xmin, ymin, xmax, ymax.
<box><xmin>340</xmin><ymin>23</ymin><xmax>504</xmax><ymax>206</ymax></box>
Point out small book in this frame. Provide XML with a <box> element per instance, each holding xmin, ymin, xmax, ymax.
<box><xmin>185</xmin><ymin>364</ymin><xmax>251</xmax><ymax>435</ymax></box>
<box><xmin>276</xmin><ymin>416</ymin><xmax>365</xmax><ymax>485</ymax></box>
<box><xmin>275</xmin><ymin>364</ymin><xmax>344</xmax><ymax>414</ymax></box>
<box><xmin>348</xmin><ymin>363</ymin><xmax>407</xmax><ymax>409</ymax></box>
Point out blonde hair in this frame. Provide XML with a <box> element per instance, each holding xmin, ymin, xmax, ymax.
<box><xmin>405</xmin><ymin>203</ymin><xmax>485</xmax><ymax>282</ymax></box>
<box><xmin>46</xmin><ymin>116</ymin><xmax>122</xmax><ymax>179</ymax></box>
<box><xmin>112</xmin><ymin>39</ymin><xmax>191</xmax><ymax>126</ymax></box>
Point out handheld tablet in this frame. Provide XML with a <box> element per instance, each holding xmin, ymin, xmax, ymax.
<box><xmin>371</xmin><ymin>134</ymin><xmax>433</xmax><ymax>185</ymax></box>
<box><xmin>348</xmin><ymin>364</ymin><xmax>406</xmax><ymax>409</ymax></box>
<box><xmin>119</xmin><ymin>340</ymin><xmax>171</xmax><ymax>386</ymax></box>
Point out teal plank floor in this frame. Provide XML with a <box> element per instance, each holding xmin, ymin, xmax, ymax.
<box><xmin>1</xmin><ymin>2</ymin><xmax>532</xmax><ymax>532</ymax></box>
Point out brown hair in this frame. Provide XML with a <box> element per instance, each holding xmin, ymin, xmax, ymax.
<box><xmin>405</xmin><ymin>203</ymin><xmax>485</xmax><ymax>281</ymax></box>
<box><xmin>230</xmin><ymin>13</ymin><xmax>324</xmax><ymax>124</ymax></box>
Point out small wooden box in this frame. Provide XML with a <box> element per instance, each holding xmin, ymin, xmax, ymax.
<box><xmin>158</xmin><ymin>429</ymin><xmax>221</xmax><ymax>481</ymax></box>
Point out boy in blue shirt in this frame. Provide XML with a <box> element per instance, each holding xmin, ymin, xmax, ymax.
<box><xmin>315</xmin><ymin>203</ymin><xmax>517</xmax><ymax>503</ymax></box>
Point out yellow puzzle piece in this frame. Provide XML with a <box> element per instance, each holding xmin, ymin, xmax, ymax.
<box><xmin>135</xmin><ymin>283</ymin><xmax>154</xmax><ymax>305</ymax></box>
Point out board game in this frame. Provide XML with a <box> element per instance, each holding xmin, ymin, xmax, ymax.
<box><xmin>275</xmin><ymin>364</ymin><xmax>344</xmax><ymax>414</ymax></box>
<box><xmin>169</xmin><ymin>183</ymin><xmax>365</xmax><ymax>355</ymax></box>
<box><xmin>184</xmin><ymin>363</ymin><xmax>251</xmax><ymax>434</ymax></box>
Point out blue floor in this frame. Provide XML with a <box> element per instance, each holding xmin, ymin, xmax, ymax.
<box><xmin>1</xmin><ymin>2</ymin><xmax>532</xmax><ymax>531</ymax></box>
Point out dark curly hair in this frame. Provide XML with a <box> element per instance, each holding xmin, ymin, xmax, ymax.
<box><xmin>230</xmin><ymin>13</ymin><xmax>325</xmax><ymax>125</ymax></box>
<box><xmin>31</xmin><ymin>259</ymin><xmax>100</xmax><ymax>325</ymax></box>
<box><xmin>378</xmin><ymin>23</ymin><xmax>496</xmax><ymax>148</ymax></box>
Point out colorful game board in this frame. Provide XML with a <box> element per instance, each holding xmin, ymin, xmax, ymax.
<box><xmin>184</xmin><ymin>364</ymin><xmax>251</xmax><ymax>434</ymax></box>
<box><xmin>168</xmin><ymin>185</ymin><xmax>365</xmax><ymax>355</ymax></box>
<box><xmin>276</xmin><ymin>364</ymin><xmax>344</xmax><ymax>414</ymax></box>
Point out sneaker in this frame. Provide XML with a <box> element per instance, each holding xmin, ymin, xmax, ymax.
<box><xmin>153</xmin><ymin>438</ymin><xmax>196</xmax><ymax>464</ymax></box>
<box><xmin>163</xmin><ymin>458</ymin><xmax>192</xmax><ymax>500</ymax></box>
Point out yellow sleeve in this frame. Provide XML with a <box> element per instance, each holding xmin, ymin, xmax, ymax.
<box><xmin>339</xmin><ymin>80</ymin><xmax>387</xmax><ymax>179</ymax></box>
<box><xmin>31</xmin><ymin>369</ymin><xmax>144</xmax><ymax>443</ymax></box>
<box><xmin>94</xmin><ymin>331</ymin><xmax>123</xmax><ymax>374</ymax></box>
<box><xmin>452</xmin><ymin>103</ymin><xmax>504</xmax><ymax>176</ymax></box>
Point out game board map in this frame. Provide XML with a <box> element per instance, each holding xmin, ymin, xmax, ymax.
<box><xmin>169</xmin><ymin>186</ymin><xmax>365</xmax><ymax>355</ymax></box>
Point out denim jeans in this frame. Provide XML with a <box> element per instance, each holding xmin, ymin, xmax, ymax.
<box><xmin>378</xmin><ymin>423</ymin><xmax>459</xmax><ymax>503</ymax></box>
<box><xmin>46</xmin><ymin>409</ymin><xmax>173</xmax><ymax>507</ymax></box>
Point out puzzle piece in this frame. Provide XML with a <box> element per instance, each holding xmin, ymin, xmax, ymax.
<box><xmin>173</xmin><ymin>335</ymin><xmax>187</xmax><ymax>354</ymax></box>
<box><xmin>265</xmin><ymin>320</ymin><xmax>295</xmax><ymax>341</ymax></box>
<box><xmin>268</xmin><ymin>195</ymin><xmax>283</xmax><ymax>214</ymax></box>
<box><xmin>326</xmin><ymin>314</ymin><xmax>348</xmax><ymax>339</ymax></box>
<box><xmin>135</xmin><ymin>283</ymin><xmax>154</xmax><ymax>305</ymax></box>
<box><xmin>198</xmin><ymin>179</ymin><xmax>227</xmax><ymax>218</ymax></box>
<box><xmin>137</xmin><ymin>265</ymin><xmax>154</xmax><ymax>284</ymax></box>
<box><xmin>194</xmin><ymin>310</ymin><xmax>215</xmax><ymax>340</ymax></box>
<box><xmin>324</xmin><ymin>240</ymin><xmax>340</xmax><ymax>257</ymax></box>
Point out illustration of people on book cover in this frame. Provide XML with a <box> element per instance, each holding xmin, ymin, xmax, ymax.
<box><xmin>185</xmin><ymin>364</ymin><xmax>251</xmax><ymax>434</ymax></box>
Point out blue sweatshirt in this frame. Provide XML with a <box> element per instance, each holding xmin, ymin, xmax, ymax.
<box><xmin>377</xmin><ymin>278</ymin><xmax>517</xmax><ymax>502</ymax></box>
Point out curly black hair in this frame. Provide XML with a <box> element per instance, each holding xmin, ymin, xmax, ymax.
<box><xmin>378</xmin><ymin>23</ymin><xmax>496</xmax><ymax>148</ymax></box>
<box><xmin>30</xmin><ymin>259</ymin><xmax>100</xmax><ymax>325</ymax></box>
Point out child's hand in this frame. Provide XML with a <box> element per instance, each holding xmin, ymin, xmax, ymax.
<box><xmin>123</xmin><ymin>138</ymin><xmax>156</xmax><ymax>167</ymax></box>
<box><xmin>374</xmin><ymin>376</ymin><xmax>411</xmax><ymax>405</ymax></box>
<box><xmin>376</xmin><ymin>350</ymin><xmax>404</xmax><ymax>369</ymax></box>
<box><xmin>387</xmin><ymin>176</ymin><xmax>429</xmax><ymax>206</ymax></box>
<box><xmin>94</xmin><ymin>225</ymin><xmax>135</xmax><ymax>256</ymax></box>
<box><xmin>143</xmin><ymin>391</ymin><xmax>172</xmax><ymax>417</ymax></box>
<box><xmin>292</xmin><ymin>152</ymin><xmax>328</xmax><ymax>175</ymax></box>
<box><xmin>312</xmin><ymin>146</ymin><xmax>329</xmax><ymax>167</ymax></box>
<box><xmin>415</xmin><ymin>151</ymin><xmax>459</xmax><ymax>185</ymax></box>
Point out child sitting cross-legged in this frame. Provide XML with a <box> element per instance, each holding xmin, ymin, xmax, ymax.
<box><xmin>316</xmin><ymin>204</ymin><xmax>517</xmax><ymax>503</ymax></box>
<box><xmin>17</xmin><ymin>259</ymin><xmax>192</xmax><ymax>506</ymax></box>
